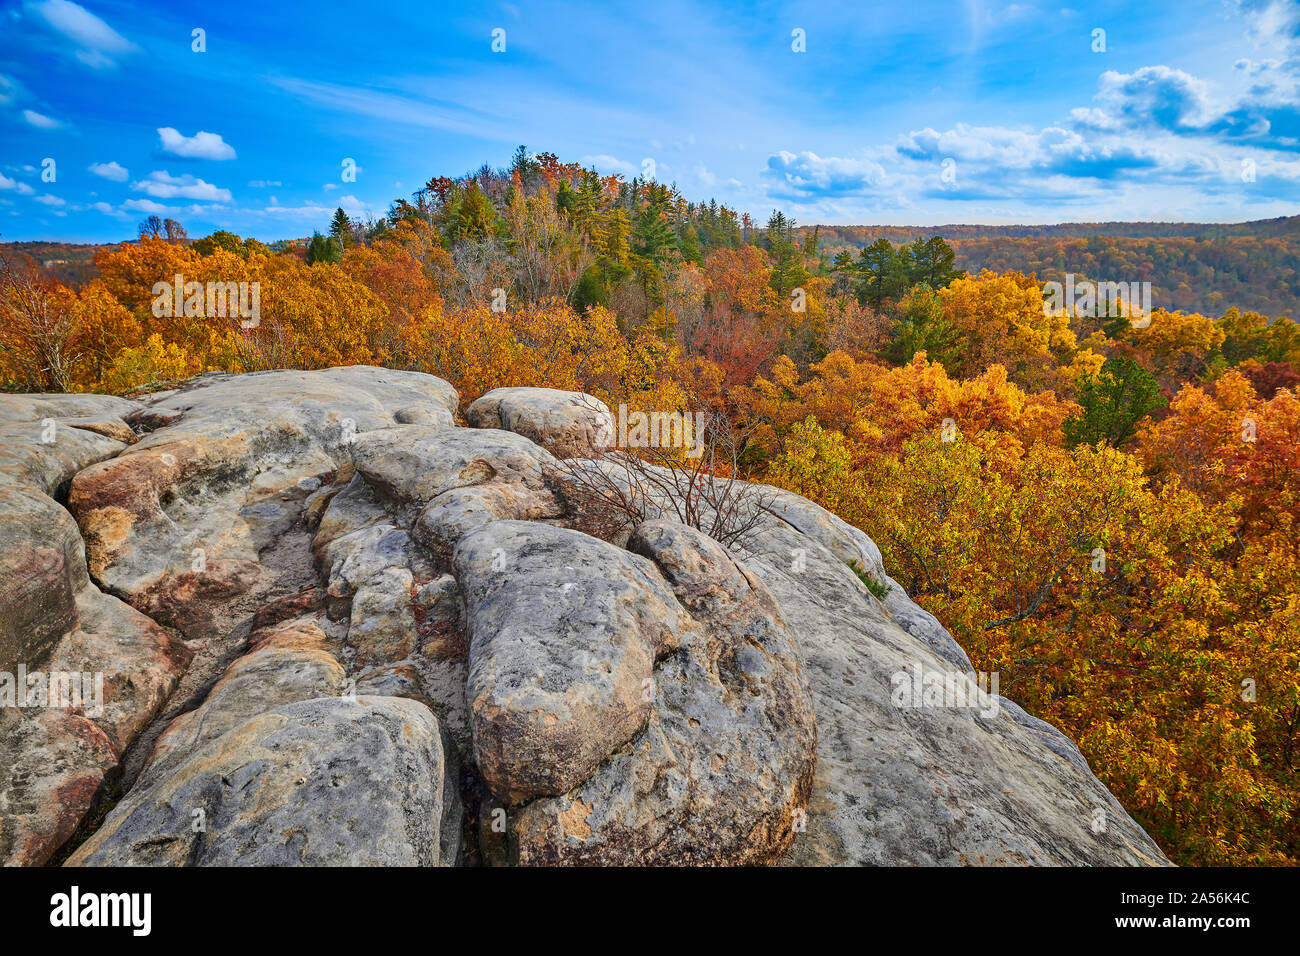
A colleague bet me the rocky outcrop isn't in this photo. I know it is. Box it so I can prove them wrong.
[0,394,191,867]
[455,520,700,802]
[735,502,1165,865]
[137,623,347,788]
[466,387,613,459]
[67,697,461,866]
[501,520,817,865]
[68,367,458,641]
[0,373,1170,867]
[0,708,117,867]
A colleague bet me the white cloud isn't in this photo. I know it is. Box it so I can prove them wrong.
[122,198,173,214]
[34,194,66,206]
[248,180,281,188]
[255,195,377,220]
[22,109,62,129]
[1092,66,1217,132]
[24,0,136,69]
[88,160,128,181]
[0,75,18,106]
[337,195,369,214]
[157,127,237,160]
[131,170,232,201]
[1240,0,1300,67]
[765,150,888,196]
[0,173,36,195]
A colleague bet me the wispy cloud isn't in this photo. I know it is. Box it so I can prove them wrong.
[0,173,36,195]
[131,170,232,201]
[22,0,136,69]
[22,109,63,129]
[89,160,128,181]
[268,75,507,139]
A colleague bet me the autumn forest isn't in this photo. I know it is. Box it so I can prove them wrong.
[2,148,1298,866]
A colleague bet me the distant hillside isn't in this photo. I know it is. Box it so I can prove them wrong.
[8,214,1299,318]
[805,217,1300,318]
[1,237,308,288]
[807,216,1300,244]
[2,241,105,288]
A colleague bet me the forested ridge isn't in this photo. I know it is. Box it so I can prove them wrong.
[811,221,1300,318]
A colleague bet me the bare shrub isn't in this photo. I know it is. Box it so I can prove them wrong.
[545,408,773,548]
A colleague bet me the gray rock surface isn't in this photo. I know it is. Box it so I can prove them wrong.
[67,696,461,866]
[139,636,347,788]
[0,708,117,867]
[68,367,458,640]
[504,520,818,865]
[466,386,614,459]
[352,425,554,506]
[0,395,190,866]
[454,521,696,802]
[734,511,1168,865]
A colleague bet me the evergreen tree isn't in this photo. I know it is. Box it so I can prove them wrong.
[452,182,497,241]
[906,236,963,289]
[856,238,908,309]
[330,208,353,250]
[306,231,342,265]
[1063,357,1167,448]
[883,285,961,367]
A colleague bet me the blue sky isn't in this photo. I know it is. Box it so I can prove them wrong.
[1,0,1298,241]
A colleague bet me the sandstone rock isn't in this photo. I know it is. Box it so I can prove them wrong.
[346,566,419,664]
[247,620,330,654]
[355,663,434,708]
[759,487,975,673]
[45,588,193,753]
[313,473,388,549]
[412,482,563,562]
[139,641,347,788]
[54,416,137,444]
[0,365,1170,869]
[320,524,425,611]
[0,709,118,867]
[0,482,85,674]
[0,393,141,426]
[393,404,451,426]
[454,521,696,802]
[0,400,192,867]
[67,696,461,867]
[0,419,126,498]
[415,574,460,625]
[352,425,554,506]
[249,584,324,634]
[68,367,459,640]
[466,387,614,459]
[506,520,817,865]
